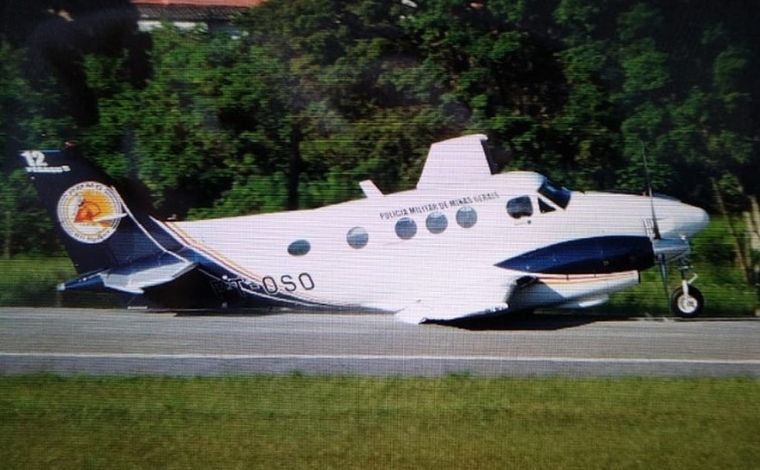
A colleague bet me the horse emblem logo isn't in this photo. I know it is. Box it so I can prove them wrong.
[56,181,125,244]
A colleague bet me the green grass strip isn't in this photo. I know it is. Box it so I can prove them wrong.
[1,375,758,469]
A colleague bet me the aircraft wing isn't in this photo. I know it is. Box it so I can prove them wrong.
[395,299,510,324]
[394,270,532,324]
[416,134,494,191]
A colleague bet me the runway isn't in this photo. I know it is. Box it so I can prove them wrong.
[2,308,759,377]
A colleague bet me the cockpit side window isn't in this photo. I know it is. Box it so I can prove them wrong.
[507,196,533,219]
[538,179,571,209]
[538,198,556,213]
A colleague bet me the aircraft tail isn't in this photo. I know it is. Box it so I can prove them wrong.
[21,147,195,294]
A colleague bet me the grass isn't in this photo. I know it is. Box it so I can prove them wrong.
[604,268,756,316]
[1,375,758,469]
[0,257,75,306]
[0,257,118,308]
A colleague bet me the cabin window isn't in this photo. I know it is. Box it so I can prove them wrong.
[346,226,369,249]
[395,217,417,240]
[538,178,571,209]
[455,206,477,228]
[507,196,533,219]
[426,211,448,234]
[287,239,311,256]
[538,198,556,213]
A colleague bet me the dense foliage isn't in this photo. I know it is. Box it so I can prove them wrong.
[0,0,758,261]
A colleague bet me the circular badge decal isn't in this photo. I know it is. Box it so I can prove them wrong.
[56,181,124,244]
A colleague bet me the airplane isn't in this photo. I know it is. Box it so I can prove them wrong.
[21,134,709,323]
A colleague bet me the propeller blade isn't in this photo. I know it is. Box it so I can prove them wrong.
[641,144,661,240]
[658,256,670,303]
[641,143,670,308]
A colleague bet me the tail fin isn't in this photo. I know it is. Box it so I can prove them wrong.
[21,147,183,275]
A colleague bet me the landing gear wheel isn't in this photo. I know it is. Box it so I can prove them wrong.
[670,286,704,318]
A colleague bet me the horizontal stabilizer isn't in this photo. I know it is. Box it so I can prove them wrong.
[60,255,196,295]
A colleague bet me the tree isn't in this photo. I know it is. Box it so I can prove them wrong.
[0,41,74,257]
[228,0,455,211]
[81,28,240,218]
[401,1,569,179]
[610,3,675,193]
[554,0,621,189]
[3,0,759,267]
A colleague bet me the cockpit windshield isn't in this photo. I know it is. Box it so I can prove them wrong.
[538,178,571,209]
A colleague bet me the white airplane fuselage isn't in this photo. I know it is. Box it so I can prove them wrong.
[164,171,708,321]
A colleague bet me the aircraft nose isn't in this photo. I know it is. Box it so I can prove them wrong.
[673,203,709,237]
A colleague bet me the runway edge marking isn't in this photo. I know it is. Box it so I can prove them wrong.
[3,352,760,366]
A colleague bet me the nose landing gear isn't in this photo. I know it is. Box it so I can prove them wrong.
[671,283,704,318]
[669,259,704,318]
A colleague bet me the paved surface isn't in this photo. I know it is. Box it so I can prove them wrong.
[1,308,759,377]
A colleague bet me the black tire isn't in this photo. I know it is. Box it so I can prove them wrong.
[670,285,704,318]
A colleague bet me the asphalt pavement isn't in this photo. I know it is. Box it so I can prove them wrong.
[1,308,759,377]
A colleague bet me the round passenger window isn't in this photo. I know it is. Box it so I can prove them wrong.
[426,211,448,234]
[395,217,417,240]
[287,239,311,256]
[346,226,369,249]
[455,206,477,228]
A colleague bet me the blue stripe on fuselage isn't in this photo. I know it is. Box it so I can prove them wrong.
[495,236,655,275]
